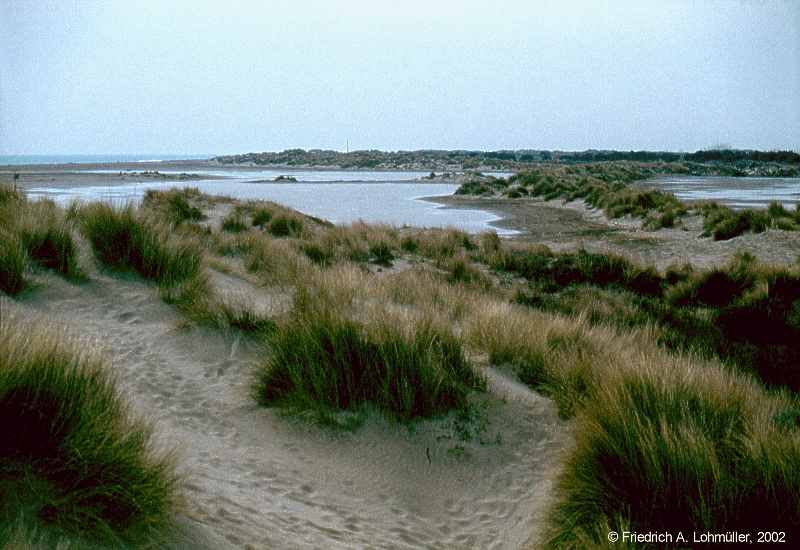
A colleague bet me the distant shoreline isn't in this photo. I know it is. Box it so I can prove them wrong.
[0,159,510,176]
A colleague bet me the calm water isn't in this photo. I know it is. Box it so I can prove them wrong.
[81,168,439,182]
[82,168,513,182]
[644,176,800,210]
[27,179,515,235]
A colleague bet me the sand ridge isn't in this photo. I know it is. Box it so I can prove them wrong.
[15,271,568,549]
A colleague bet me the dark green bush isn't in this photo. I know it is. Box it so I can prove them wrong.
[400,236,419,253]
[300,242,333,266]
[166,194,203,224]
[668,253,758,308]
[715,271,800,391]
[18,220,82,280]
[369,241,395,267]
[268,215,303,237]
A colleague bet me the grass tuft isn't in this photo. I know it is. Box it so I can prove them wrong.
[0,308,176,542]
[546,366,800,548]
[267,215,304,237]
[251,208,273,228]
[221,211,248,233]
[254,289,485,421]
[78,203,202,287]
[0,231,27,295]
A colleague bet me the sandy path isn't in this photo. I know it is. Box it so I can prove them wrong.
[15,273,568,549]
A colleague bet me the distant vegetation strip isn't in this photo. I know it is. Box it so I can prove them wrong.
[214,148,799,175]
[455,162,800,239]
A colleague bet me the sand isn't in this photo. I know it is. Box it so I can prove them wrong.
[10,267,568,549]
[429,195,800,270]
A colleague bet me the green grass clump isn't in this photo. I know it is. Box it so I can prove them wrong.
[16,212,83,281]
[492,246,663,297]
[255,296,485,421]
[0,185,23,205]
[369,241,395,267]
[251,208,273,228]
[715,270,800,391]
[166,194,203,224]
[220,211,248,233]
[1,194,83,286]
[300,242,333,266]
[701,201,799,240]
[0,231,27,295]
[546,369,800,548]
[447,257,489,287]
[78,203,202,287]
[142,189,204,225]
[667,252,759,307]
[267,215,304,237]
[0,310,176,543]
[400,235,419,253]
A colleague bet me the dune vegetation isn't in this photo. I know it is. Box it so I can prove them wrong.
[255,285,485,421]
[0,187,83,294]
[2,183,799,547]
[0,306,177,546]
[456,162,800,238]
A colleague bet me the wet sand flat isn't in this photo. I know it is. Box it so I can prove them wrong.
[428,195,800,270]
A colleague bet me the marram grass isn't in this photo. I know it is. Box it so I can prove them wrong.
[0,307,177,544]
[255,289,485,421]
[78,203,201,287]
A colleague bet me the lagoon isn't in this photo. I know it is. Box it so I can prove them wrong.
[643,176,800,210]
[27,179,515,235]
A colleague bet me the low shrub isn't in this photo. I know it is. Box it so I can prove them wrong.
[0,186,23,207]
[400,235,419,253]
[168,193,203,223]
[447,258,489,288]
[0,310,176,541]
[1,197,83,284]
[494,247,663,297]
[715,270,800,391]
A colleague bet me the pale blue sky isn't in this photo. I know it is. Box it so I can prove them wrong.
[1,0,798,155]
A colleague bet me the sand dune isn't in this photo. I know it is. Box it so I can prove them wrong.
[13,271,568,549]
